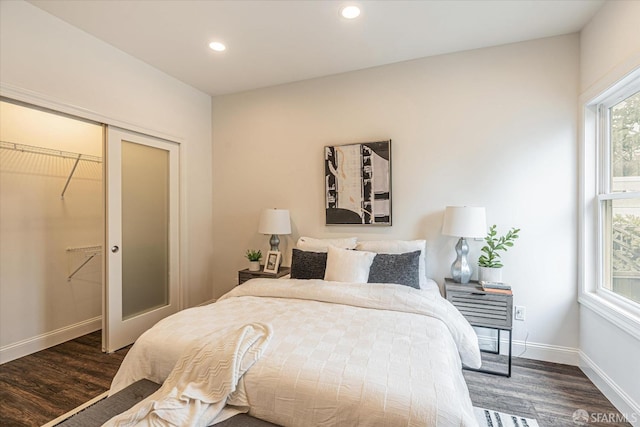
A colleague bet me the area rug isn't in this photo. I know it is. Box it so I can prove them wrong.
[42,379,276,427]
[474,406,540,427]
[48,390,540,427]
[42,391,109,427]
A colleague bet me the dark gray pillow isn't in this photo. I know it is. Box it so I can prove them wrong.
[290,249,327,279]
[368,250,421,289]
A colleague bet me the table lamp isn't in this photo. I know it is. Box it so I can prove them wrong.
[442,206,486,284]
[258,208,291,252]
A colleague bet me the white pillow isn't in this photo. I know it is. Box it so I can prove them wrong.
[355,240,427,288]
[296,236,358,253]
[324,246,376,283]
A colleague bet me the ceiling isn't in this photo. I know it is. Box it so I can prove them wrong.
[29,0,604,97]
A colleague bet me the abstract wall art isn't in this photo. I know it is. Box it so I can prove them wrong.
[325,140,391,225]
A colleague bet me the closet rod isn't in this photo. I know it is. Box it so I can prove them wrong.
[0,141,102,163]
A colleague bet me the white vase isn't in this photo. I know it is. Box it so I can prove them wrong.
[249,260,261,272]
[478,266,503,283]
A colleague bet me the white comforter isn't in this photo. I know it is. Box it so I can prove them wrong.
[110,279,481,427]
[105,323,272,426]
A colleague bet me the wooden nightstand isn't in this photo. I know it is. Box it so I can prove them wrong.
[238,266,291,285]
[444,278,513,377]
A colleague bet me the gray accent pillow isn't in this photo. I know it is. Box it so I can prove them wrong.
[368,250,421,289]
[290,249,328,279]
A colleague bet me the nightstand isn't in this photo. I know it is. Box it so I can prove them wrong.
[444,278,513,377]
[238,266,291,285]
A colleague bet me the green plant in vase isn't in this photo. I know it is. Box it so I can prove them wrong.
[245,249,262,271]
[478,225,520,283]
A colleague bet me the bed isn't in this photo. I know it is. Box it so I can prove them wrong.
[107,239,481,426]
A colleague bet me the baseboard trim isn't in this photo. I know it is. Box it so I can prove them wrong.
[579,351,640,427]
[475,330,580,366]
[0,316,102,364]
[513,340,580,366]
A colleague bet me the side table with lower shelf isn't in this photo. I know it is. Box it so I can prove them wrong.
[238,266,291,285]
[444,278,513,377]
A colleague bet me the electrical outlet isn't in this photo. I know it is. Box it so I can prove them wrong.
[514,305,526,321]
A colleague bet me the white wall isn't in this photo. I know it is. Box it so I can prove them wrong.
[0,102,103,354]
[212,34,580,363]
[579,1,640,422]
[580,1,640,93]
[0,0,213,360]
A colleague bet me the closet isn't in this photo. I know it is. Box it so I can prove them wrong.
[0,100,103,362]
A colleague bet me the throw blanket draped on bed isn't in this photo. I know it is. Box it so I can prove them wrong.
[104,323,272,427]
[110,280,481,426]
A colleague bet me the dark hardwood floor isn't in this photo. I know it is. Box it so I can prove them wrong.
[0,331,129,426]
[0,332,631,427]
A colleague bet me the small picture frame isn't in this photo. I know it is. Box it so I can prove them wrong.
[263,251,282,274]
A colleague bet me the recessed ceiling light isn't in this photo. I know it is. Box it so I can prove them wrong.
[209,41,226,52]
[340,5,361,19]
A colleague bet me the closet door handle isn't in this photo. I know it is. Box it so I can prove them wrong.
[111,246,120,253]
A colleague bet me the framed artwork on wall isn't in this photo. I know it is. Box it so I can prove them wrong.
[325,140,391,225]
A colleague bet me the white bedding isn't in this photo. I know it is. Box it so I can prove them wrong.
[106,323,272,426]
[110,279,481,426]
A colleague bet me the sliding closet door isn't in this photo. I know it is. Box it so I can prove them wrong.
[104,127,179,352]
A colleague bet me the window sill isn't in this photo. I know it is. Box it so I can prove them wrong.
[579,291,640,341]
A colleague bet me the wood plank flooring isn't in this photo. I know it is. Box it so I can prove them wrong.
[463,354,632,427]
[0,332,632,426]
[0,331,128,426]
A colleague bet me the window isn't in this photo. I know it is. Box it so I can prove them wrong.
[599,88,640,305]
[581,65,640,338]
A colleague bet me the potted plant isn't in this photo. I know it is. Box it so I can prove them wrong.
[245,249,262,272]
[478,225,520,283]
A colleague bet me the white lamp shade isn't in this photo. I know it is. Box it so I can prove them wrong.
[442,206,486,238]
[258,209,291,235]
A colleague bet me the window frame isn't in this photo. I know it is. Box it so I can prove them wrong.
[580,65,640,340]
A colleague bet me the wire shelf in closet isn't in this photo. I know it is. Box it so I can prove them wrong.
[0,141,102,163]
[0,140,102,199]
[66,245,102,282]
